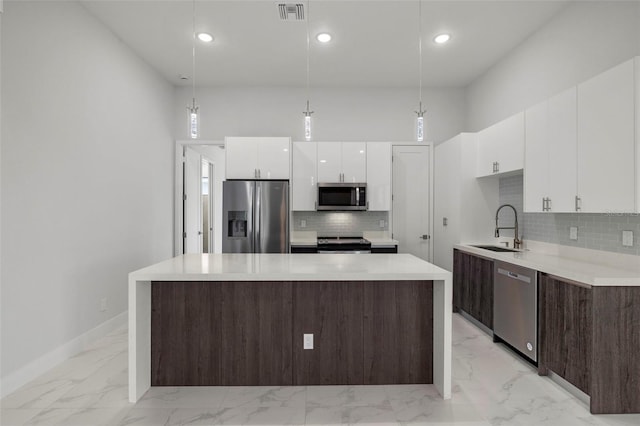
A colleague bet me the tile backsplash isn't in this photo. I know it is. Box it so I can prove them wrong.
[292,211,389,236]
[499,174,640,256]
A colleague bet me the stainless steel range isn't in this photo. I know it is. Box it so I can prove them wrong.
[316,236,372,254]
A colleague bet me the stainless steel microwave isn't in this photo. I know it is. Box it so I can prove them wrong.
[317,183,367,211]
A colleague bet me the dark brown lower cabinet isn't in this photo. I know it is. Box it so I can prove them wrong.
[538,274,591,394]
[539,274,640,414]
[453,250,493,329]
[151,280,433,387]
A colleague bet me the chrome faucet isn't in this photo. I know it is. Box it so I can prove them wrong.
[495,204,522,249]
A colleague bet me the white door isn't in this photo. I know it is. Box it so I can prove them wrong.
[225,137,259,179]
[392,145,431,261]
[184,147,202,254]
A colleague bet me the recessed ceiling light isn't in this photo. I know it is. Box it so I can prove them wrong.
[434,34,451,44]
[197,33,214,43]
[316,33,332,43]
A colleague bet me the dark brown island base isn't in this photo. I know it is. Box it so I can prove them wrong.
[129,253,452,403]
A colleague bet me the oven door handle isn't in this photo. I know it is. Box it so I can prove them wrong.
[317,250,371,254]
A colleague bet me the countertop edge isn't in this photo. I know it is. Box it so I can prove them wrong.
[454,244,640,287]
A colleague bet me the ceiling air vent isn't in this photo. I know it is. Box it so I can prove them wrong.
[278,3,305,21]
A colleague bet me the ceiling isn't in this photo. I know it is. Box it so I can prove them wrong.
[80,0,569,88]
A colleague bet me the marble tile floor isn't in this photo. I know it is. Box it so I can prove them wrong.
[2,314,640,426]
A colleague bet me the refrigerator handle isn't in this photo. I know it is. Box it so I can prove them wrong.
[255,182,261,253]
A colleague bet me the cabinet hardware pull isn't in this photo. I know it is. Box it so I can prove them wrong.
[575,195,581,212]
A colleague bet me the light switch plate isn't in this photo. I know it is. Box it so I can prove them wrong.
[300,219,306,228]
[622,230,634,247]
[379,220,385,228]
[303,334,313,350]
[569,226,578,240]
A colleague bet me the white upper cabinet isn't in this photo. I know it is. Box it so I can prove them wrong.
[292,141,317,211]
[577,58,636,213]
[366,142,391,211]
[317,142,367,183]
[524,87,577,212]
[476,112,525,178]
[225,137,291,180]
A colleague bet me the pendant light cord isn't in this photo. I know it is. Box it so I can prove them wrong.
[306,0,310,107]
[192,0,197,104]
[418,0,422,109]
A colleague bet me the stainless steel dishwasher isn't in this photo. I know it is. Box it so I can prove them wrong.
[493,261,537,363]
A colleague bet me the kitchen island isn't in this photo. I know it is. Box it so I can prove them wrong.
[128,253,452,403]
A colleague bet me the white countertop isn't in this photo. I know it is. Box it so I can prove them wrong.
[455,244,640,286]
[129,253,450,282]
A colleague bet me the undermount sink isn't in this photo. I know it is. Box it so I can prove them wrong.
[471,245,519,253]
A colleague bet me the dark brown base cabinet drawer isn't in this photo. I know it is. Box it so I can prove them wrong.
[453,249,493,329]
[538,274,640,414]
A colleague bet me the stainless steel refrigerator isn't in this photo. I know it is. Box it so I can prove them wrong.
[222,180,290,253]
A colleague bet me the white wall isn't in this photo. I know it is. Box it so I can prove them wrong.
[466,1,640,131]
[0,1,175,393]
[174,86,466,145]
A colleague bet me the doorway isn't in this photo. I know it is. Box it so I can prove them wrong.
[392,144,433,261]
[175,142,225,255]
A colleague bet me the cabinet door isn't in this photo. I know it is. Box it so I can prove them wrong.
[494,112,525,174]
[257,137,291,179]
[577,59,635,213]
[539,274,591,394]
[225,137,259,179]
[341,142,367,182]
[476,125,498,177]
[317,142,342,182]
[524,99,550,212]
[292,142,317,211]
[467,255,493,329]
[366,142,391,211]
[547,87,577,212]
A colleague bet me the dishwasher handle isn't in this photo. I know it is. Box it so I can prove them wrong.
[497,267,532,284]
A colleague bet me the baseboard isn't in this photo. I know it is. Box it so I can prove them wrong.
[0,311,127,399]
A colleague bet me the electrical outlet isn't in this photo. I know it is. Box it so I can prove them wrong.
[100,298,107,312]
[300,219,306,228]
[303,333,313,350]
[622,230,634,247]
[569,226,578,240]
[379,220,385,228]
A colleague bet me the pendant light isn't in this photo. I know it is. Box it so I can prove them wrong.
[187,0,199,139]
[414,0,426,142]
[303,0,314,141]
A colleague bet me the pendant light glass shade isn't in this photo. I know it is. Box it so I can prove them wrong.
[416,114,424,142]
[189,99,199,139]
